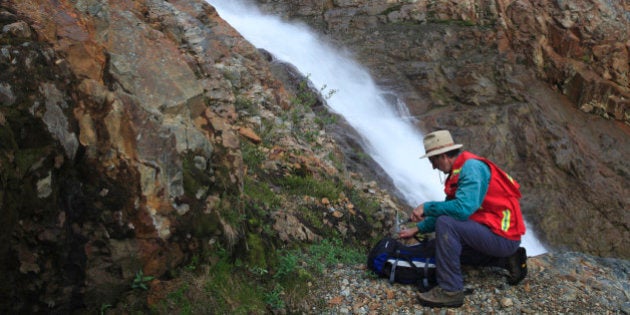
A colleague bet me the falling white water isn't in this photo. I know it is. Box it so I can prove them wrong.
[207,0,547,256]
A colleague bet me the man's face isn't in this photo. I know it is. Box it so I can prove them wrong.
[429,154,450,173]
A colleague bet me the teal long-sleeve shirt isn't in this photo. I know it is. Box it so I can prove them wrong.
[417,158,491,233]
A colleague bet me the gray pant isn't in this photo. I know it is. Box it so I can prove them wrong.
[428,215,521,292]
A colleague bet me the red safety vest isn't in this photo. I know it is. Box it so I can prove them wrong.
[444,151,525,240]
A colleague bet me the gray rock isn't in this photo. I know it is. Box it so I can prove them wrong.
[0,82,15,106]
[2,21,31,38]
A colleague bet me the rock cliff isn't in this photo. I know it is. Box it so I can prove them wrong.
[1,0,393,312]
[0,0,628,313]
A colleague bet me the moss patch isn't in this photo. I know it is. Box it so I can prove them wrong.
[274,174,342,200]
[189,211,221,237]
[245,232,267,270]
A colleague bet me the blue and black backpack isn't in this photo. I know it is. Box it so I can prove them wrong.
[367,237,437,292]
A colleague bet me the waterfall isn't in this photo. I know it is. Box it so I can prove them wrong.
[207,0,547,256]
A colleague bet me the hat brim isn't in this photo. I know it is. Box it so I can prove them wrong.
[419,144,463,159]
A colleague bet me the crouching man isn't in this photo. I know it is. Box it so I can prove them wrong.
[399,130,528,308]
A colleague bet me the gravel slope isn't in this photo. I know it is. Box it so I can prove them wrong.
[308,252,629,314]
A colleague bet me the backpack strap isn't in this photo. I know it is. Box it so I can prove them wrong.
[390,249,423,284]
[422,259,430,288]
[389,246,405,284]
[388,257,398,284]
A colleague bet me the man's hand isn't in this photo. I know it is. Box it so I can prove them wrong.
[410,204,425,222]
[398,226,419,239]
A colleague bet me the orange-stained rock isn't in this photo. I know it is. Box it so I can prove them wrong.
[9,0,106,80]
[328,296,344,305]
[239,126,262,144]
[386,289,395,299]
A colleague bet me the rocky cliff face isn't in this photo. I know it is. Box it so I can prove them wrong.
[1,0,401,312]
[254,0,630,257]
[0,0,628,313]
[257,0,629,122]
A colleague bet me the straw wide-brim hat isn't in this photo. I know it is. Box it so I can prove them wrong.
[419,130,463,158]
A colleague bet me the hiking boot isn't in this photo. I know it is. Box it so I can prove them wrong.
[507,247,527,285]
[416,286,464,308]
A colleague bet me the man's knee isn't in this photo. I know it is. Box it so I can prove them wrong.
[435,215,457,232]
[435,216,460,243]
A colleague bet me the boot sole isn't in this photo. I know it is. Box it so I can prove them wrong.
[416,296,464,308]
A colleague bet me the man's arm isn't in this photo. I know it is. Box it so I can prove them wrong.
[417,159,490,233]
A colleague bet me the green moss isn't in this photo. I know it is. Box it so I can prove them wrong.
[274,175,341,200]
[243,177,280,210]
[346,189,380,215]
[297,205,325,232]
[163,284,192,314]
[210,160,242,197]
[241,142,266,174]
[190,211,220,237]
[217,193,245,227]
[307,238,365,267]
[314,113,339,128]
[204,255,268,314]
[150,235,370,314]
[246,233,267,270]
[182,152,212,199]
[291,77,319,109]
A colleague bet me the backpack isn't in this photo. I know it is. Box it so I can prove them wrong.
[367,237,437,292]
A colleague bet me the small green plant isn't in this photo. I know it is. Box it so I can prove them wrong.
[346,189,381,215]
[274,251,299,280]
[185,255,200,271]
[166,284,192,315]
[298,205,325,231]
[364,269,380,279]
[204,250,269,314]
[355,151,370,161]
[241,141,267,173]
[243,177,281,210]
[234,96,258,115]
[321,84,338,100]
[249,265,269,276]
[289,75,337,120]
[275,175,341,200]
[131,270,155,290]
[274,238,365,279]
[217,191,246,226]
[302,130,319,143]
[264,285,285,310]
[307,238,364,270]
[292,76,317,109]
[258,119,278,145]
[300,82,336,110]
[314,113,338,127]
